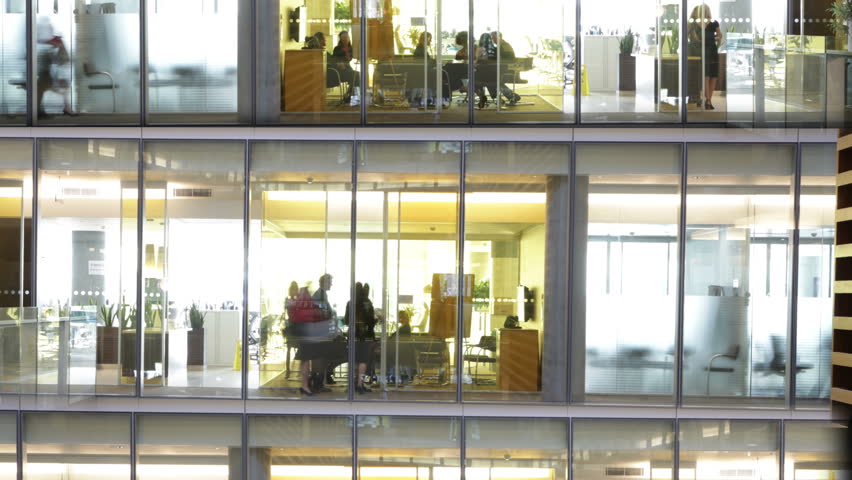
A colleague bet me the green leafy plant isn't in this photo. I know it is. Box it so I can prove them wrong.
[98,302,117,328]
[473,279,490,311]
[619,28,635,55]
[829,0,852,33]
[143,298,160,329]
[188,302,206,330]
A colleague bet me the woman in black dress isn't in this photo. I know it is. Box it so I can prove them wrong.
[689,4,722,110]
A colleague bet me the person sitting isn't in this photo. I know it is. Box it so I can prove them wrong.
[475,31,522,108]
[331,31,360,103]
[303,32,350,98]
[413,31,434,61]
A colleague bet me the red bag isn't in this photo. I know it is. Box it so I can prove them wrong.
[288,288,324,323]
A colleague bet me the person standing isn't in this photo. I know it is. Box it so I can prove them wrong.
[689,4,722,110]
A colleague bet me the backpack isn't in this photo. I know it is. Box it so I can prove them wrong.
[288,288,324,323]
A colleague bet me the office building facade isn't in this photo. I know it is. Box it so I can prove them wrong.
[0,0,851,479]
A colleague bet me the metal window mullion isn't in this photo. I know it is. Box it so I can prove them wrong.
[673,417,680,480]
[675,143,688,406]
[26,0,33,126]
[16,411,22,480]
[679,1,687,124]
[241,412,248,480]
[456,142,466,404]
[136,140,144,398]
[359,0,367,126]
[129,411,137,480]
[467,0,474,124]
[250,0,257,126]
[30,139,37,308]
[241,140,249,403]
[351,414,358,480]
[567,417,574,480]
[460,415,466,480]
[778,419,785,480]
[349,142,358,400]
[566,142,576,402]
[786,143,802,410]
[574,0,581,123]
[140,0,148,125]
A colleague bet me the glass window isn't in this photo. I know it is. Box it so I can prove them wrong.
[462,142,570,403]
[248,141,352,400]
[683,144,794,406]
[0,413,15,480]
[248,415,352,479]
[37,139,138,396]
[679,420,779,480]
[146,1,246,124]
[356,415,460,479]
[572,143,680,404]
[472,0,575,124]
[137,414,241,479]
[797,144,836,408]
[466,417,568,479]
[784,421,851,480]
[579,0,679,122]
[0,140,34,396]
[142,141,244,397]
[34,0,140,124]
[265,0,360,124]
[23,412,130,480]
[355,142,461,401]
[364,0,470,124]
[573,419,674,480]
[0,3,27,124]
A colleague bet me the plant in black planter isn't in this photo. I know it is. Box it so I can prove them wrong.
[187,302,206,367]
[829,0,852,51]
[618,28,636,91]
[97,302,119,364]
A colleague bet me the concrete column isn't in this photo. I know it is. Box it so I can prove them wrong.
[248,447,272,480]
[543,175,571,402]
[569,175,587,403]
[237,0,256,123]
[255,0,281,122]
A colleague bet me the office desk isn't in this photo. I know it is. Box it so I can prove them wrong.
[497,328,540,392]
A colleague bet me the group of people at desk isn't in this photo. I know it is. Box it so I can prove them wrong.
[303,29,525,109]
[285,274,446,396]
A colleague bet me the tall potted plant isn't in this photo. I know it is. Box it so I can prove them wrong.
[829,0,852,51]
[187,302,206,367]
[618,28,636,91]
[96,302,118,364]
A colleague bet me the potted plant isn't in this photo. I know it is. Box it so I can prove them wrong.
[96,302,118,364]
[829,0,852,51]
[618,28,636,91]
[187,302,206,367]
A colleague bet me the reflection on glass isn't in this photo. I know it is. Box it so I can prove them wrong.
[137,414,240,480]
[462,143,570,402]
[273,0,360,124]
[0,3,26,123]
[680,420,779,480]
[472,0,575,123]
[573,144,680,403]
[146,0,242,123]
[574,419,674,480]
[248,142,352,400]
[784,421,851,480]
[357,415,460,479]
[683,144,794,406]
[248,415,352,480]
[24,412,130,480]
[35,0,140,124]
[365,0,470,123]
[796,144,836,408]
[37,139,138,396]
[0,413,14,480]
[580,0,679,122]
[142,141,244,397]
[356,142,460,401]
[466,417,568,479]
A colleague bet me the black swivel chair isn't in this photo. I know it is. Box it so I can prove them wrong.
[463,335,497,384]
[752,335,813,376]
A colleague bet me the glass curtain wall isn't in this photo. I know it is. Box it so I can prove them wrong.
[0,140,34,395]
[248,415,353,479]
[579,0,680,122]
[683,144,794,407]
[34,0,140,124]
[357,415,460,479]
[0,1,27,124]
[142,141,244,397]
[248,141,352,400]
[573,143,680,403]
[796,143,836,408]
[146,0,246,124]
[784,422,852,480]
[23,412,130,480]
[364,0,470,123]
[472,0,575,123]
[462,142,570,403]
[573,419,675,480]
[679,420,780,480]
[465,417,568,479]
[355,141,461,401]
[136,414,241,480]
[0,413,14,480]
[36,139,138,397]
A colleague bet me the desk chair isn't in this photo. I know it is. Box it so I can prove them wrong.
[83,62,119,113]
[705,344,740,395]
[326,66,347,105]
[752,335,813,376]
[415,337,449,385]
[463,335,497,384]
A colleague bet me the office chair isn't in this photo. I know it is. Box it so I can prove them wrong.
[83,62,119,113]
[752,335,813,376]
[705,343,740,395]
[463,335,497,384]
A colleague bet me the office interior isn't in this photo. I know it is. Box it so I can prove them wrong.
[0,0,847,126]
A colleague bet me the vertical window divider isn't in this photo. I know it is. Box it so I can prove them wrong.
[460,415,467,480]
[675,143,688,407]
[241,411,248,480]
[15,411,22,480]
[673,417,680,480]
[25,0,33,126]
[467,2,474,124]
[140,0,148,125]
[250,0,257,126]
[679,3,687,124]
[351,414,358,480]
[136,139,145,398]
[241,140,250,402]
[359,1,367,126]
[786,142,803,410]
[778,419,785,480]
[456,142,467,404]
[566,141,577,402]
[30,139,37,308]
[574,0,581,123]
[349,142,358,400]
[129,411,137,480]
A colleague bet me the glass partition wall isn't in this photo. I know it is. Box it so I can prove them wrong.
[466,417,568,480]
[36,139,138,396]
[574,419,675,480]
[357,415,461,479]
[0,3,27,124]
[784,421,851,480]
[679,420,780,480]
[142,141,244,397]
